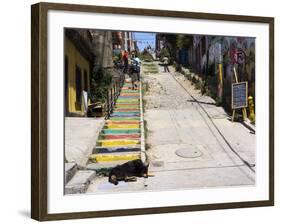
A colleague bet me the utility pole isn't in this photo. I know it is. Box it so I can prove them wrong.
[124,32,128,51]
[204,37,210,86]
[217,41,223,105]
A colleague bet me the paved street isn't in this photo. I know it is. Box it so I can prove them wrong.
[86,63,255,194]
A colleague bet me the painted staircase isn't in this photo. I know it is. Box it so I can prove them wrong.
[87,79,143,173]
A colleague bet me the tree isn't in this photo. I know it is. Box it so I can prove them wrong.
[160,47,170,60]
[90,66,112,103]
[176,35,192,49]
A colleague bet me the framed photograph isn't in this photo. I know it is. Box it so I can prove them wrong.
[31,2,274,221]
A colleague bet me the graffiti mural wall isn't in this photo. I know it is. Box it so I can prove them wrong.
[192,36,255,110]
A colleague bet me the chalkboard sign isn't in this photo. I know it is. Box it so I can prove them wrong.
[232,81,248,109]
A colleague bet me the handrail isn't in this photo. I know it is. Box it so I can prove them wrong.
[105,68,125,119]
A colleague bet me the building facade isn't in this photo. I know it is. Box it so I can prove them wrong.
[64,29,138,117]
[64,29,94,116]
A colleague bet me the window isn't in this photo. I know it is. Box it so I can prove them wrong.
[75,66,82,104]
[84,70,88,92]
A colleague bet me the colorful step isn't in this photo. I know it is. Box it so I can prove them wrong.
[122,91,139,93]
[112,111,140,115]
[115,103,139,106]
[100,134,140,140]
[101,129,140,134]
[89,153,140,162]
[117,97,138,100]
[111,114,140,118]
[106,120,140,124]
[97,139,140,147]
[119,95,138,97]
[109,117,140,121]
[116,100,139,103]
[121,87,137,89]
[115,107,139,109]
[105,124,140,129]
[120,94,139,96]
[95,145,141,153]
[114,109,140,112]
[89,79,142,164]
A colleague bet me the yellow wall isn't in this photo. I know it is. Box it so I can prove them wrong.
[65,37,91,115]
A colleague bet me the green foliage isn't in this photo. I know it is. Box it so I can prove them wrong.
[191,76,198,84]
[200,80,207,95]
[113,53,122,64]
[90,66,112,103]
[142,63,158,74]
[185,72,192,80]
[160,48,170,60]
[223,53,231,65]
[139,50,154,62]
[215,96,223,106]
[174,62,182,72]
[176,35,192,49]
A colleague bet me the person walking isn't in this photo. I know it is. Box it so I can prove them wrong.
[163,56,170,72]
[128,55,139,90]
[132,55,141,81]
[122,50,129,74]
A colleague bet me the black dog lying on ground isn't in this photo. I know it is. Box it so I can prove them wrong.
[108,159,149,185]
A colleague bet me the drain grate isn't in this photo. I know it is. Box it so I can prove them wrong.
[175,147,203,158]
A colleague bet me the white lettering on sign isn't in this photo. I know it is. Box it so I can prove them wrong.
[232,82,248,109]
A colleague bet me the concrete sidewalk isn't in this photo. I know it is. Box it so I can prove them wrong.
[65,117,105,167]
[171,69,255,166]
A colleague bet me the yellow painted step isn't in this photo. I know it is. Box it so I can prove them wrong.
[98,139,140,147]
[105,124,140,129]
[89,153,140,162]
[106,120,140,124]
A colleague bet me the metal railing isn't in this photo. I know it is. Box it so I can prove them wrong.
[105,68,125,119]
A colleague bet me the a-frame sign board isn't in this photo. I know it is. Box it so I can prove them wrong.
[231,67,248,122]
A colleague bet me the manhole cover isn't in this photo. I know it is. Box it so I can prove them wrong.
[175,148,203,158]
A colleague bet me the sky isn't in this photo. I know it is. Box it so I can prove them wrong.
[132,32,156,52]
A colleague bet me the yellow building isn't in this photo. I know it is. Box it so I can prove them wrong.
[64,30,94,116]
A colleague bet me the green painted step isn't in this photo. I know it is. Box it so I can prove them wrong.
[121,90,139,92]
[101,129,140,134]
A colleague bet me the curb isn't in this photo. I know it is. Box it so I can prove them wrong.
[65,162,78,184]
[139,79,146,163]
[65,170,96,194]
[242,119,256,133]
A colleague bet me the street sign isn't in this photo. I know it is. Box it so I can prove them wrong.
[232,81,248,109]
